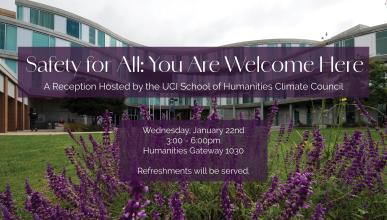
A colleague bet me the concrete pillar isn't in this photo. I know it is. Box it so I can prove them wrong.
[232,97,236,119]
[24,104,29,130]
[17,101,23,130]
[8,84,17,131]
[260,102,264,119]
[0,76,8,133]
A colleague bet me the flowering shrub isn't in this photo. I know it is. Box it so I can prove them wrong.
[0,100,386,219]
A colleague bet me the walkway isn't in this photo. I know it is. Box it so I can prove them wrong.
[0,130,103,136]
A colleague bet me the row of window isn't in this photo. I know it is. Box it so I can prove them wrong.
[16,5,127,47]
[333,29,387,55]
[126,97,261,106]
[0,24,133,53]
[334,38,355,47]
[251,43,308,47]
[376,30,387,55]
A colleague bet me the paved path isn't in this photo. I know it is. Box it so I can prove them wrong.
[0,130,104,136]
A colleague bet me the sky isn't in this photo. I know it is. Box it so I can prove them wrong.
[0,0,386,46]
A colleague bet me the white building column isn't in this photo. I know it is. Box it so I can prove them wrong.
[289,104,293,123]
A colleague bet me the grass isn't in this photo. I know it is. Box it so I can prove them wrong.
[0,127,383,219]
[0,135,76,216]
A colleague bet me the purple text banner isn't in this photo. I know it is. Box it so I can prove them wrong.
[18,47,369,98]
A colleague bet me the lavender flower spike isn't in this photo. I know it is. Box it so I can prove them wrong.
[169,193,185,220]
[221,181,233,220]
[311,203,326,220]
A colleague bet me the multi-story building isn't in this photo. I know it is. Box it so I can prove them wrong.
[0,0,142,132]
[0,0,386,132]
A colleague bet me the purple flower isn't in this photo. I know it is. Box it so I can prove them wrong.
[154,193,165,208]
[121,199,149,219]
[345,141,367,193]
[46,164,78,206]
[25,180,33,196]
[323,133,349,176]
[221,181,233,220]
[169,193,185,220]
[354,99,385,146]
[234,181,250,207]
[1,205,12,220]
[140,105,152,120]
[0,184,17,218]
[25,190,73,219]
[102,110,112,147]
[121,181,149,219]
[191,100,203,120]
[311,203,326,220]
[252,176,280,219]
[151,211,161,220]
[307,129,325,172]
[207,97,221,120]
[278,172,313,220]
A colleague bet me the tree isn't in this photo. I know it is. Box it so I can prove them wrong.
[62,98,127,124]
[365,61,387,125]
[367,61,387,108]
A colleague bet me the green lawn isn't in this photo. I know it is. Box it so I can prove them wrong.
[0,135,79,216]
[0,128,383,218]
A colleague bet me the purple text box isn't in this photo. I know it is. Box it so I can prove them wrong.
[119,120,267,182]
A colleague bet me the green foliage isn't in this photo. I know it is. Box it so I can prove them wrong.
[368,61,387,107]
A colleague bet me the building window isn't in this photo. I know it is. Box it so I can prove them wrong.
[242,96,252,104]
[70,42,82,47]
[344,38,354,47]
[376,30,387,55]
[89,27,95,44]
[49,36,55,47]
[5,25,17,52]
[39,11,54,29]
[110,37,117,47]
[17,5,23,20]
[0,23,5,49]
[29,8,54,29]
[67,18,80,38]
[5,59,17,76]
[30,8,39,25]
[98,30,105,47]
[32,32,49,47]
[0,23,17,52]
[334,38,354,47]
